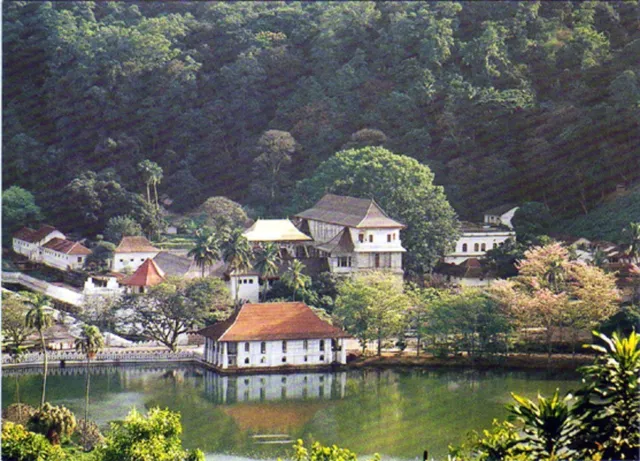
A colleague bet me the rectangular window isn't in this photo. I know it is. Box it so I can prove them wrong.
[369,235,373,243]
[319,340,325,351]
[358,234,364,243]
[338,256,352,267]
[282,340,287,353]
[245,342,250,352]
[303,340,308,350]
[387,234,391,242]
[261,342,266,354]
[77,257,82,263]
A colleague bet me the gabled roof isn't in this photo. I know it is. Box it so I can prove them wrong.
[315,227,355,254]
[198,302,350,341]
[295,194,405,229]
[14,225,59,243]
[13,227,36,241]
[121,258,166,287]
[42,237,91,255]
[115,236,159,253]
[483,203,518,216]
[243,219,313,242]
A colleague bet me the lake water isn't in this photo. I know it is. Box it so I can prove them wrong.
[1,364,579,460]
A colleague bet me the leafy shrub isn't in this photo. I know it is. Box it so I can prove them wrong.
[3,403,37,426]
[96,407,204,461]
[75,418,105,451]
[289,439,378,461]
[27,403,77,445]
[1,421,65,461]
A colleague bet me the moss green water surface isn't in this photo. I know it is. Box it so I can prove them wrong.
[2,365,578,460]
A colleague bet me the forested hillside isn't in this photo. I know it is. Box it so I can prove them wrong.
[3,2,640,227]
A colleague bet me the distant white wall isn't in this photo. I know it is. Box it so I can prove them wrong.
[112,251,159,272]
[227,275,260,303]
[444,231,514,264]
[41,249,86,271]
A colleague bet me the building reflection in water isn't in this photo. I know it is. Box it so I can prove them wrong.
[204,370,347,404]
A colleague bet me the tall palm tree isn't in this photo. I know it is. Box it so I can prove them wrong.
[23,292,53,406]
[281,260,310,302]
[222,229,253,303]
[188,229,221,277]
[254,243,281,301]
[137,160,163,209]
[75,325,104,448]
[149,162,163,210]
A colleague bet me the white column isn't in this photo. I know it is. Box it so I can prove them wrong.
[222,342,228,369]
[339,339,346,364]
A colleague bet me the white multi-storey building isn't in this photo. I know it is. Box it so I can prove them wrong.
[200,302,350,370]
[444,222,515,265]
[13,225,66,261]
[294,194,406,274]
[40,238,91,270]
[112,236,160,273]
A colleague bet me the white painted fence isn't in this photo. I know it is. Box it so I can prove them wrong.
[2,349,201,365]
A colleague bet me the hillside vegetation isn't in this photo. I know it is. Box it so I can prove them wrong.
[3,2,639,227]
[552,184,640,243]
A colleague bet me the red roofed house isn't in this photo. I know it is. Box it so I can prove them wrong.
[199,302,350,370]
[41,237,92,270]
[13,225,65,261]
[113,236,160,273]
[120,258,166,294]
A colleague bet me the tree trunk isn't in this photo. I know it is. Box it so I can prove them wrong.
[377,331,382,357]
[201,264,205,278]
[153,182,159,209]
[146,183,151,206]
[39,331,47,407]
[546,328,553,362]
[84,356,90,448]
[416,335,421,357]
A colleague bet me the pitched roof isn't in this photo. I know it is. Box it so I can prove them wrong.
[121,258,166,287]
[198,302,350,341]
[153,251,225,278]
[42,237,91,255]
[13,227,36,241]
[315,227,355,254]
[14,225,59,243]
[483,203,519,216]
[243,219,313,242]
[115,236,159,253]
[295,194,405,229]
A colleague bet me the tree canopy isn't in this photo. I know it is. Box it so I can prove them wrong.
[294,146,459,272]
[4,2,638,235]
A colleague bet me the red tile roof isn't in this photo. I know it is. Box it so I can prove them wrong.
[121,259,166,287]
[13,225,59,243]
[13,227,36,241]
[115,236,159,253]
[198,302,350,341]
[42,237,91,255]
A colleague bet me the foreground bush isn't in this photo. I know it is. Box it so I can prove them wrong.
[96,407,204,461]
[449,331,640,461]
[1,421,66,461]
[289,439,379,461]
[3,403,37,426]
[27,403,77,446]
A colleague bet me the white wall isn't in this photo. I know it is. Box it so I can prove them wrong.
[444,231,514,264]
[41,249,86,271]
[112,251,159,272]
[227,275,260,303]
[500,208,518,229]
[13,239,37,259]
[205,338,346,369]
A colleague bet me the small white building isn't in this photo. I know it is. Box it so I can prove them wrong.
[199,302,350,370]
[483,204,519,229]
[13,225,66,261]
[294,194,406,275]
[444,222,514,265]
[41,238,91,270]
[112,236,160,273]
[227,271,261,303]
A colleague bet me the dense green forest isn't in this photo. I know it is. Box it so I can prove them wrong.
[3,1,640,230]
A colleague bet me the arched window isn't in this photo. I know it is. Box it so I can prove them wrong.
[474,243,480,252]
[462,243,468,252]
[320,355,325,361]
[260,357,266,364]
[481,243,486,251]
[244,358,250,364]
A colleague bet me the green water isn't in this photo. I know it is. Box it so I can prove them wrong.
[2,364,578,460]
